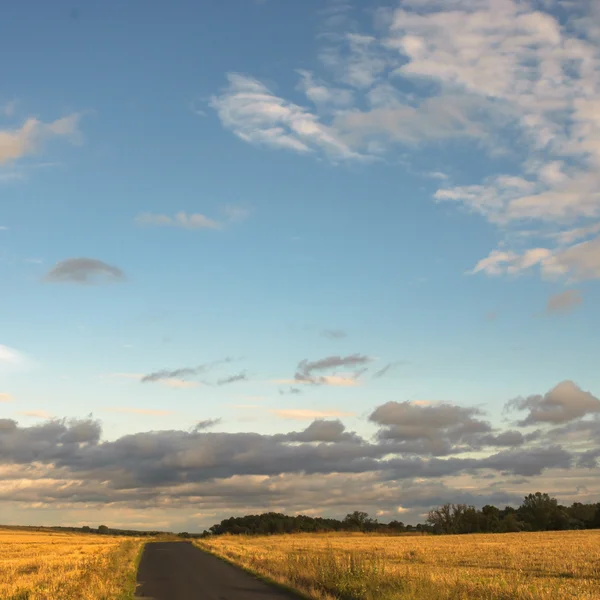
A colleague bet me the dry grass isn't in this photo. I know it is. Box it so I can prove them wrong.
[196,530,600,600]
[0,528,145,600]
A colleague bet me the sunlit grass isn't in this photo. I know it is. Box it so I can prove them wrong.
[0,528,145,600]
[196,530,600,599]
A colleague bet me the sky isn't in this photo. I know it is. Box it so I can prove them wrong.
[1,0,599,532]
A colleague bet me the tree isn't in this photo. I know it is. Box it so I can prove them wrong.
[427,503,455,534]
[98,525,109,535]
[481,505,501,533]
[343,511,375,531]
[518,493,563,531]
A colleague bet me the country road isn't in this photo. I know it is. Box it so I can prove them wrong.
[135,541,300,600]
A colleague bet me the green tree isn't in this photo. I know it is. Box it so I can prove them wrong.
[343,511,375,531]
[518,493,562,531]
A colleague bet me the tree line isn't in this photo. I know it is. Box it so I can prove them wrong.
[200,493,600,537]
[426,493,600,534]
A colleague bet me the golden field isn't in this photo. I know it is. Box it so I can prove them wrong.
[0,528,144,600]
[196,530,600,600]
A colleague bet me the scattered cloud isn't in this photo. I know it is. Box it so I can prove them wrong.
[217,372,248,386]
[471,237,600,282]
[0,113,82,166]
[506,381,600,426]
[370,400,492,455]
[279,387,303,396]
[141,358,234,384]
[295,353,371,385]
[209,1,600,282]
[0,393,13,403]
[545,290,582,314]
[193,418,222,432]
[135,212,219,230]
[44,258,125,284]
[1,381,598,527]
[104,372,199,389]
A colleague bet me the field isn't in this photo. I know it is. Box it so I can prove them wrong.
[196,530,600,600]
[0,528,144,600]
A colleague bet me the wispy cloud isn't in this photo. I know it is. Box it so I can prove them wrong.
[209,0,600,281]
[135,206,250,231]
[104,372,200,389]
[295,353,371,385]
[210,73,365,161]
[17,410,53,419]
[141,358,235,384]
[216,372,248,386]
[0,393,13,403]
[45,258,125,285]
[372,361,407,379]
[193,418,222,432]
[135,212,219,230]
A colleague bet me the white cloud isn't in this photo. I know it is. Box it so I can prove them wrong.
[471,236,600,282]
[0,114,82,165]
[103,372,199,389]
[321,33,387,89]
[136,206,250,231]
[135,211,220,230]
[210,73,365,161]
[296,70,354,110]
[208,0,600,279]
[0,345,27,370]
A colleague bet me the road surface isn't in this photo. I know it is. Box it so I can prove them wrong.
[135,541,300,600]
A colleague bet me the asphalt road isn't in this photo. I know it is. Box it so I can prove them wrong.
[135,541,300,600]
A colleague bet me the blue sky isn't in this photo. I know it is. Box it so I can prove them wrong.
[1,0,599,531]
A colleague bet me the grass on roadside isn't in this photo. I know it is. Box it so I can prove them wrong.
[0,528,146,600]
[196,530,600,600]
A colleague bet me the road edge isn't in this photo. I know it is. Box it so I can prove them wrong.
[121,539,148,600]
[193,542,313,600]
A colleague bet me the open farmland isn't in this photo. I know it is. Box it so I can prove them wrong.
[196,530,600,600]
[0,528,144,600]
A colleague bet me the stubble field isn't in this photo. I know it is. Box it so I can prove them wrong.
[0,528,144,600]
[196,530,600,600]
